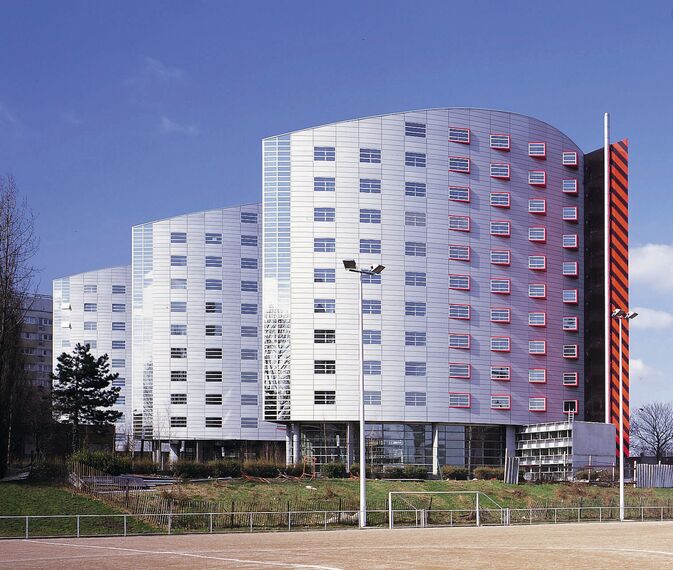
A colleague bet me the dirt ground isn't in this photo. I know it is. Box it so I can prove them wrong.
[2,521,673,569]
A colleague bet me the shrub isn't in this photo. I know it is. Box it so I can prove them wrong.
[321,462,347,478]
[171,460,215,479]
[281,463,308,477]
[29,460,67,482]
[243,460,282,478]
[442,466,469,480]
[210,460,242,478]
[473,466,504,480]
[70,450,131,475]
[403,465,428,479]
[130,458,160,475]
[382,466,406,479]
[349,463,383,479]
[575,468,613,482]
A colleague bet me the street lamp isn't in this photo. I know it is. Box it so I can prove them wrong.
[610,308,638,521]
[343,259,385,529]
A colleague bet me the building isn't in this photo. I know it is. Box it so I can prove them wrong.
[131,206,284,462]
[52,266,132,450]
[262,108,628,471]
[21,294,53,390]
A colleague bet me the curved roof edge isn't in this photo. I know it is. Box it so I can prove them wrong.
[54,264,131,282]
[263,106,583,151]
[131,201,261,229]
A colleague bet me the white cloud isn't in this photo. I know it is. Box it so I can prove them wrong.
[159,115,198,136]
[0,102,19,126]
[631,358,660,380]
[631,307,673,330]
[631,244,673,291]
[143,57,184,82]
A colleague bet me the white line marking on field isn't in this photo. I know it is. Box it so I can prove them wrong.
[24,540,344,569]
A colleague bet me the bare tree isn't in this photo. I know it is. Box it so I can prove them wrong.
[631,402,673,460]
[0,175,38,476]
[263,307,291,421]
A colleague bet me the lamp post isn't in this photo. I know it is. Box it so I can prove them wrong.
[610,308,638,521]
[343,259,385,529]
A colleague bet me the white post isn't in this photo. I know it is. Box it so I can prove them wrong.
[604,112,611,424]
[388,492,393,529]
[619,318,625,521]
[358,276,366,529]
[432,424,439,476]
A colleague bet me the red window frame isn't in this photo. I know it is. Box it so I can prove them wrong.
[490,163,511,179]
[448,127,471,144]
[528,198,547,214]
[563,372,579,387]
[563,344,579,359]
[448,244,471,261]
[490,366,511,381]
[490,307,512,323]
[491,394,512,410]
[490,336,511,353]
[449,186,471,203]
[529,340,547,355]
[528,141,547,158]
[490,250,511,266]
[490,220,511,237]
[448,304,471,320]
[562,234,579,249]
[563,207,579,222]
[490,278,511,294]
[528,397,547,412]
[528,170,547,187]
[562,179,578,194]
[562,261,579,277]
[449,274,471,291]
[489,133,511,151]
[562,151,579,167]
[448,363,471,380]
[528,312,547,327]
[563,289,579,304]
[528,227,547,243]
[528,255,547,271]
[528,368,547,384]
[490,192,511,208]
[562,316,579,331]
[448,333,471,350]
[529,283,547,299]
[448,392,471,408]
[449,156,470,173]
[563,399,579,414]
[448,215,471,232]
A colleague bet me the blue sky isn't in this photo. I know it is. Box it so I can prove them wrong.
[1,1,672,406]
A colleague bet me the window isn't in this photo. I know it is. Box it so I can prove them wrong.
[241,280,258,292]
[405,362,426,376]
[448,127,470,143]
[171,371,187,382]
[362,299,381,314]
[449,245,470,261]
[490,163,510,179]
[315,208,336,222]
[206,279,223,290]
[490,250,511,265]
[563,400,579,414]
[405,301,426,316]
[405,181,426,197]
[360,148,381,163]
[405,271,426,286]
[449,393,471,408]
[529,340,547,355]
[449,334,470,349]
[206,394,223,405]
[563,316,579,331]
[529,369,547,383]
[563,207,578,222]
[528,312,546,327]
[83,340,97,348]
[405,122,426,137]
[241,326,257,337]
[241,211,258,224]
[449,216,470,231]
[205,302,222,313]
[205,233,222,244]
[449,304,470,320]
[314,329,336,344]
[206,417,222,428]
[360,239,381,254]
[111,359,125,368]
[83,303,97,312]
[491,395,511,410]
[314,268,336,283]
[241,417,258,428]
[205,371,223,382]
[490,279,511,294]
[529,398,547,412]
[241,372,258,383]
[528,255,547,271]
[405,331,426,346]
[241,235,258,246]
[360,209,381,224]
[171,324,187,336]
[314,299,336,313]
[490,192,510,208]
[360,179,381,193]
[170,417,187,428]
[314,177,336,192]
[112,285,126,294]
[490,221,511,236]
[529,284,547,299]
[491,367,511,381]
[405,391,427,406]
[529,227,546,242]
[314,360,336,374]
[449,156,470,173]
[171,301,187,313]
[110,303,125,313]
[314,146,335,161]
[449,275,470,290]
[363,360,381,375]
[562,234,579,249]
[563,262,579,277]
[363,329,381,345]
[563,345,579,359]
[206,324,222,336]
[563,179,578,194]
[405,152,426,167]
[405,242,426,256]
[314,391,336,405]
[405,211,426,226]
[205,256,222,267]
[528,170,546,186]
[171,255,187,267]
[490,337,510,352]
[171,278,187,290]
[563,372,579,386]
[170,232,187,244]
[241,303,258,314]
[364,391,382,405]
[449,363,471,379]
[171,348,187,359]
[314,238,336,252]
[563,289,578,304]
[205,348,222,359]
[84,321,97,331]
[449,186,470,202]
[528,199,546,214]
[562,151,579,167]
[490,308,511,323]
[83,284,97,294]
[490,134,510,150]
[361,272,381,284]
[241,349,258,360]
[528,142,546,158]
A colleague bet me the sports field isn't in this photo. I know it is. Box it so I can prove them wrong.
[2,521,673,569]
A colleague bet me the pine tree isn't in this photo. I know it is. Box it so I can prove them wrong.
[52,343,122,452]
